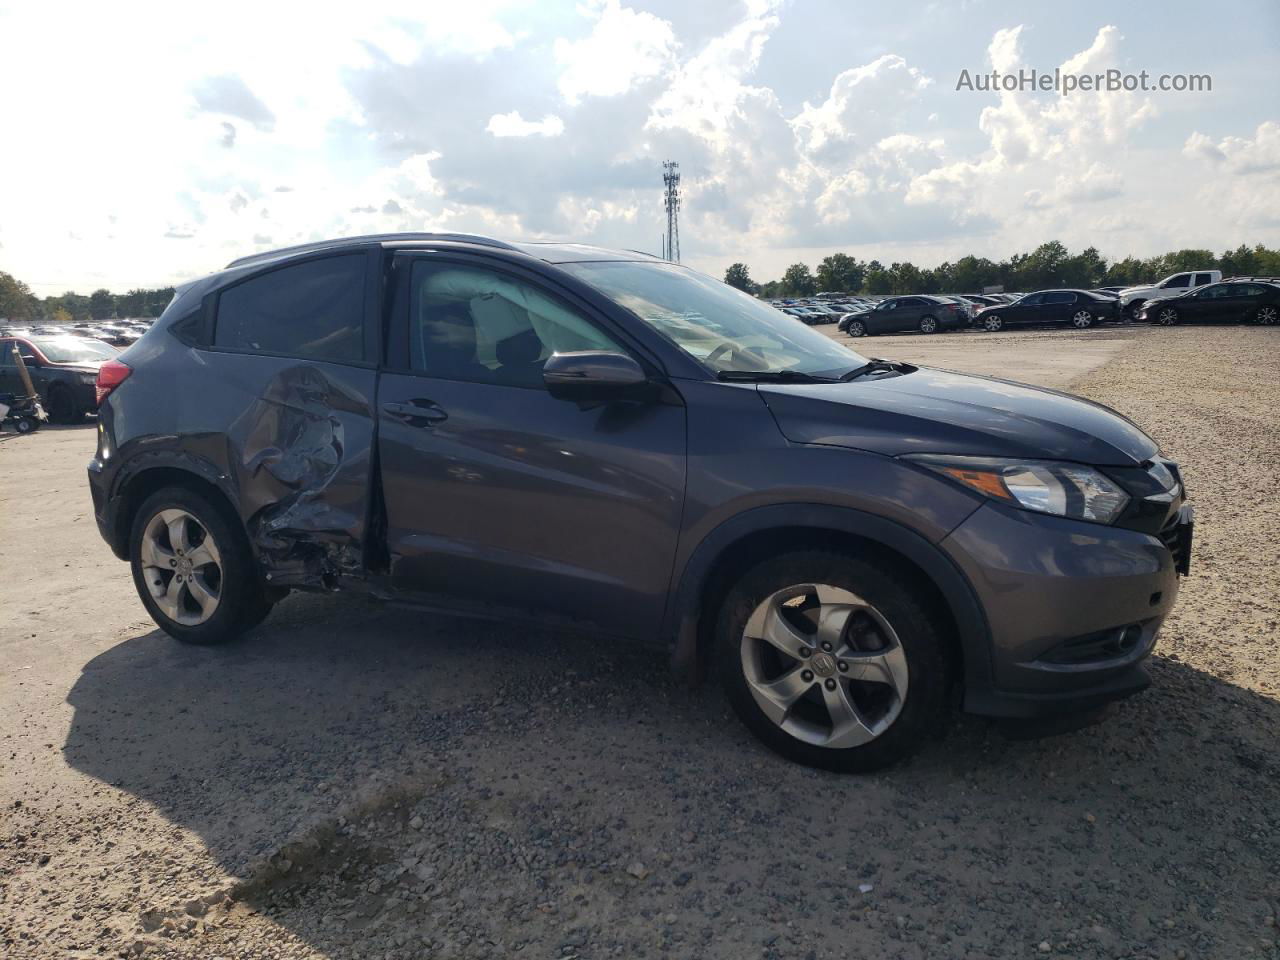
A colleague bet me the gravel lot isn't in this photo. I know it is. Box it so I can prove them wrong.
[2,326,1278,959]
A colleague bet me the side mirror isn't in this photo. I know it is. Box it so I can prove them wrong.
[543,351,648,402]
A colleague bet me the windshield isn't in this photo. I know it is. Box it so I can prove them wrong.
[31,337,118,363]
[563,260,868,377]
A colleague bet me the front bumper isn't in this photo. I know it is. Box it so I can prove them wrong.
[943,501,1186,718]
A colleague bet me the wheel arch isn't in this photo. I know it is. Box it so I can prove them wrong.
[666,504,992,697]
[105,455,241,560]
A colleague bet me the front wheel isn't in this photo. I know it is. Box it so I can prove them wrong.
[1254,305,1278,326]
[716,551,950,773]
[129,486,274,645]
[1070,310,1094,329]
[918,315,939,334]
[982,315,1003,332]
[847,319,867,337]
[1155,305,1179,326]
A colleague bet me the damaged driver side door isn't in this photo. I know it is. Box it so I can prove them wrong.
[199,249,381,587]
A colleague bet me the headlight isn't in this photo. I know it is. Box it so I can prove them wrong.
[903,454,1130,524]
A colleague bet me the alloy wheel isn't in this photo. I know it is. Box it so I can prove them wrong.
[1071,310,1093,328]
[848,321,866,337]
[140,509,223,626]
[983,315,1003,331]
[739,583,908,749]
[1257,306,1278,325]
[919,317,937,334]
[1157,307,1178,326]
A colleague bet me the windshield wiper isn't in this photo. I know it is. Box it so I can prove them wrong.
[716,369,839,383]
[839,358,903,381]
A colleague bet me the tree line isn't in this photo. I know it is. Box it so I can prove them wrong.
[0,272,176,325]
[724,242,1280,298]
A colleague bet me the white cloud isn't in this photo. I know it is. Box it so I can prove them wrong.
[485,111,566,138]
[1184,121,1280,175]
[554,0,677,105]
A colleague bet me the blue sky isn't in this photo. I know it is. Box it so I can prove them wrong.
[0,0,1276,292]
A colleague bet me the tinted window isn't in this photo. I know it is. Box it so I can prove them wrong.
[1239,284,1266,297]
[215,255,365,362]
[1200,284,1232,298]
[1194,273,1213,285]
[1045,291,1075,304]
[408,261,623,388]
[1164,274,1191,288]
[1018,293,1044,306]
[0,339,14,366]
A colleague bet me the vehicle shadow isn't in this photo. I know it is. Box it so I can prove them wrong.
[63,592,1280,956]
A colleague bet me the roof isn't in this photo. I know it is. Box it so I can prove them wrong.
[226,234,663,271]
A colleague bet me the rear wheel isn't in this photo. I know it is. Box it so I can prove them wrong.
[716,551,949,772]
[982,315,1003,332]
[1070,310,1094,329]
[129,486,273,644]
[918,316,938,334]
[1155,305,1179,326]
[45,385,81,424]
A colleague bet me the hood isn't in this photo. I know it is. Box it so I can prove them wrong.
[760,366,1157,466]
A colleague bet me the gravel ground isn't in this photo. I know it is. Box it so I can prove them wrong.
[2,326,1278,959]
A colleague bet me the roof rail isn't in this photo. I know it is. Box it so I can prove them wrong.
[226,233,517,269]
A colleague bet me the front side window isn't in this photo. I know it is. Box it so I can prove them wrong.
[215,255,365,362]
[1163,274,1191,288]
[407,261,623,388]
[563,260,868,377]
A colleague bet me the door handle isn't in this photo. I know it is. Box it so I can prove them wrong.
[382,400,448,425]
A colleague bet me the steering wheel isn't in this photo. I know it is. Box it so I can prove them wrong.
[706,342,743,367]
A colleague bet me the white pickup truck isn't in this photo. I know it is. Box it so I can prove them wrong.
[1119,270,1221,317]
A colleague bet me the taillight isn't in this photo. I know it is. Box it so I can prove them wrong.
[96,359,132,406]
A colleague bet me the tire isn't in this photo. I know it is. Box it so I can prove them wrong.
[1254,305,1278,326]
[15,417,38,434]
[1069,310,1093,329]
[129,485,274,645]
[1154,305,1179,326]
[715,550,950,773]
[1125,300,1145,321]
[981,314,1003,332]
[847,319,867,337]
[45,385,81,424]
[918,315,939,334]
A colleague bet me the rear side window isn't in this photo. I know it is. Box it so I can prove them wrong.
[215,255,366,362]
[1194,273,1213,286]
[1045,291,1075,304]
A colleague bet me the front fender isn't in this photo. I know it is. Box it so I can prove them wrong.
[663,502,993,696]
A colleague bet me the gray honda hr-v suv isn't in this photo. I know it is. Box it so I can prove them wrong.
[87,234,1193,771]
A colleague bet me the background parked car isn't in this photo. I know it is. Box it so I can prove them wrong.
[0,335,119,422]
[1118,270,1220,319]
[1136,280,1280,326]
[973,289,1119,332]
[839,295,969,336]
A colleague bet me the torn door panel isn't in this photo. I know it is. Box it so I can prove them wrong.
[226,363,377,588]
